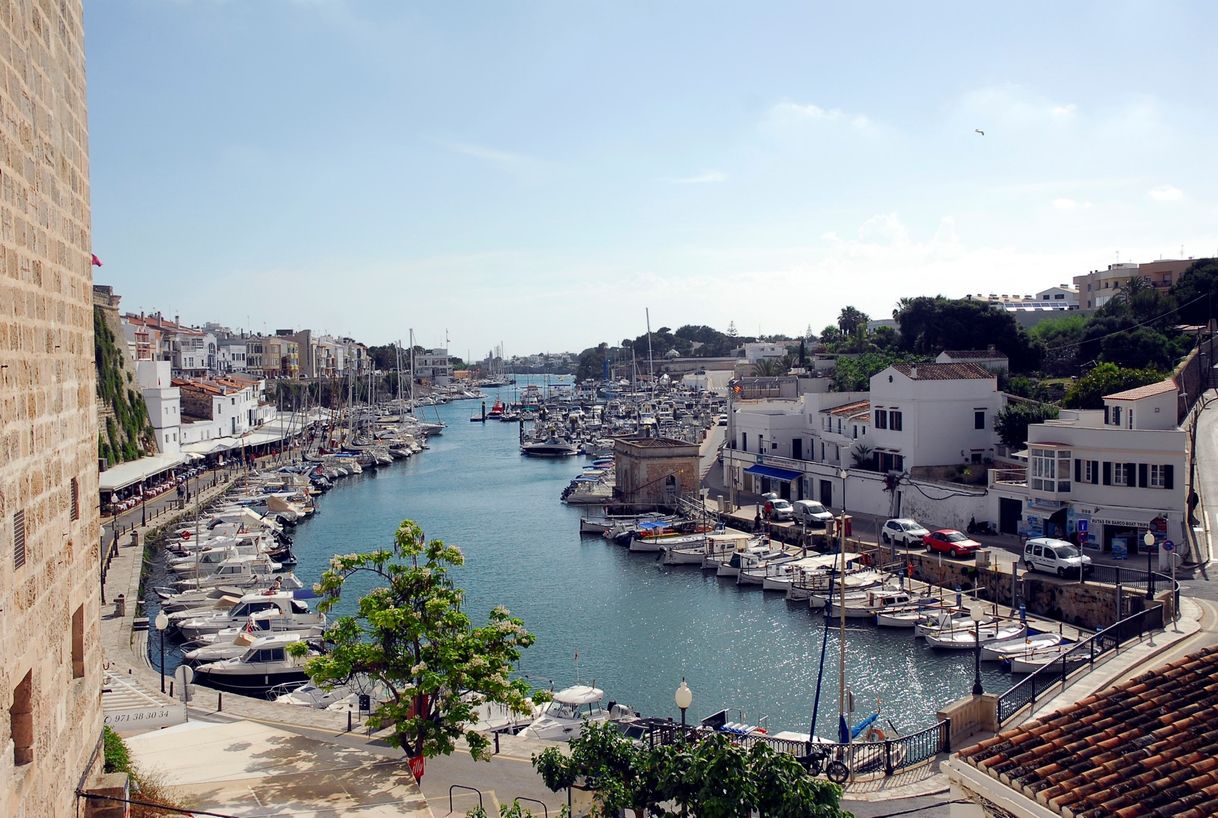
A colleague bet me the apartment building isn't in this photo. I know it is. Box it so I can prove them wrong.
[1073,259,1194,310]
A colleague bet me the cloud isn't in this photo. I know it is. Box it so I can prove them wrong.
[959,84,1079,128]
[437,140,549,180]
[1148,184,1183,202]
[664,171,727,184]
[764,101,874,132]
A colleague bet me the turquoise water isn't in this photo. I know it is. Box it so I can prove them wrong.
[282,376,1012,736]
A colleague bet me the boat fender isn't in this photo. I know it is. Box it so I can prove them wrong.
[864,726,886,743]
[755,727,767,734]
[181,530,191,540]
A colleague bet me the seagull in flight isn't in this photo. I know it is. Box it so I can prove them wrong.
[975,129,985,136]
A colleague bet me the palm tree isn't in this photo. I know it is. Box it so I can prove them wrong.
[752,358,785,377]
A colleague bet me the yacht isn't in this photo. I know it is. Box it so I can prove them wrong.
[518,685,638,741]
[192,634,317,695]
[521,436,579,457]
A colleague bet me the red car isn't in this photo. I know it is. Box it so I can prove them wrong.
[923,529,981,558]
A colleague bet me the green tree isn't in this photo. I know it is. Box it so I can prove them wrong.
[533,722,850,818]
[294,520,538,762]
[1170,258,1218,325]
[831,351,923,391]
[1100,326,1172,370]
[994,402,1060,448]
[1028,313,1089,376]
[837,306,870,338]
[752,358,787,377]
[1062,362,1166,409]
[893,296,1042,372]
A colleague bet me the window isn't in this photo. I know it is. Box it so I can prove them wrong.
[69,477,79,521]
[71,605,85,679]
[1083,460,1095,483]
[974,410,985,430]
[12,510,26,569]
[1111,406,1122,426]
[874,409,888,430]
[1150,465,1169,489]
[1031,449,1071,492]
[10,671,32,766]
[889,410,903,431]
[1113,463,1128,485]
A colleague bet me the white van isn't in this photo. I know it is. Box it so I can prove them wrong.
[1022,537,1093,577]
[792,500,834,526]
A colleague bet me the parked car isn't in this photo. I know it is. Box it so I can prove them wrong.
[792,500,834,526]
[1023,538,1093,577]
[923,529,981,558]
[882,518,930,546]
[769,499,795,522]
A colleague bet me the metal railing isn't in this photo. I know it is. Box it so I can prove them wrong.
[642,716,951,780]
[995,604,1164,725]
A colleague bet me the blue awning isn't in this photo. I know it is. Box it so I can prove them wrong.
[744,464,802,481]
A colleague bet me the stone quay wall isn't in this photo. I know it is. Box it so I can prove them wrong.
[0,2,103,816]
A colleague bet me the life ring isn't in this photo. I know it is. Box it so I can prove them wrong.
[864,726,886,743]
[181,531,191,540]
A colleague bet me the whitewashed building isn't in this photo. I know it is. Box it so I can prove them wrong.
[415,348,453,384]
[136,360,182,453]
[996,379,1187,555]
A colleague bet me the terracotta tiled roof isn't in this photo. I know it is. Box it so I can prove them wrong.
[941,349,1009,360]
[892,362,992,380]
[1105,379,1177,402]
[821,399,871,416]
[959,644,1218,818]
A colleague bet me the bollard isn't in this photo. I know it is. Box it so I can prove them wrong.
[114,595,126,617]
[347,710,352,732]
[218,692,223,712]
[494,731,500,755]
[169,680,175,698]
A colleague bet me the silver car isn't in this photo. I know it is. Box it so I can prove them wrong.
[882,518,930,546]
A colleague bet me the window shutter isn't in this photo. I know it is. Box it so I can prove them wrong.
[12,510,26,569]
[1138,463,1148,488]
[1102,462,1111,485]
[1164,465,1174,490]
[1091,461,1099,484]
[1104,406,1110,425]
[1126,463,1136,487]
[1074,459,1081,483]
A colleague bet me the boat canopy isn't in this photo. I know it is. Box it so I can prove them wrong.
[552,685,604,705]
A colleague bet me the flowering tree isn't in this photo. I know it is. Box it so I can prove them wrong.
[291,519,537,761]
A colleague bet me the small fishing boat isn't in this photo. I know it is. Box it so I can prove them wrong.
[980,631,1063,662]
[924,623,1027,650]
[1006,643,1087,674]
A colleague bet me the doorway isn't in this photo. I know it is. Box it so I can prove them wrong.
[819,479,833,507]
[999,498,1022,535]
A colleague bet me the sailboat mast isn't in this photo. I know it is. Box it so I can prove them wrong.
[645,307,654,387]
[838,513,848,740]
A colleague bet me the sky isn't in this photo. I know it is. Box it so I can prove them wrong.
[85,1,1218,357]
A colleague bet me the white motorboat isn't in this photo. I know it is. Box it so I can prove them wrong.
[518,685,638,741]
[521,436,579,457]
[181,622,322,664]
[738,552,798,586]
[192,634,317,696]
[924,623,1027,650]
[1007,644,1087,674]
[980,631,1063,662]
[875,602,949,628]
[173,592,318,640]
[915,610,993,639]
[628,531,708,554]
[716,545,789,578]
[154,585,247,612]
[662,531,752,567]
[827,590,936,619]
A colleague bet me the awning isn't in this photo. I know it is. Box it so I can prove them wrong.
[181,438,235,456]
[745,464,802,481]
[99,452,187,492]
[1087,507,1171,528]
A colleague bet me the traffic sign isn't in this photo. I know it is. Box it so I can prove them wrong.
[1077,519,1088,534]
[408,754,424,782]
[1164,540,1175,552]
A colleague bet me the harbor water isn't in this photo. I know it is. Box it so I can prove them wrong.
[275,376,1012,737]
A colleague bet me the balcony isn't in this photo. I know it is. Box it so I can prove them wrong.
[989,468,1027,489]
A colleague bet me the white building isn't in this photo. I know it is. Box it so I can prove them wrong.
[995,379,1187,554]
[176,375,268,443]
[415,348,453,385]
[962,284,1079,312]
[739,342,788,363]
[868,363,1004,473]
[135,360,182,453]
[216,337,248,373]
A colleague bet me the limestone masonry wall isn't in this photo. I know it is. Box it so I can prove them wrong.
[0,2,103,816]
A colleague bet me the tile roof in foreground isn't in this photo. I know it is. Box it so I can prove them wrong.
[892,362,993,380]
[959,644,1218,818]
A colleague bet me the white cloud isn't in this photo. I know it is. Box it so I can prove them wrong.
[438,140,549,180]
[959,84,1079,128]
[764,101,874,132]
[1148,184,1183,202]
[665,171,727,184]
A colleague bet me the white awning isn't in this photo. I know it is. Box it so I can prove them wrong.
[181,438,235,455]
[99,453,187,492]
[1086,506,1171,528]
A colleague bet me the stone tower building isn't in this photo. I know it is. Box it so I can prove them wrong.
[0,1,103,815]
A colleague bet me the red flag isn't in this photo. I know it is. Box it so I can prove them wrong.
[91,253,103,267]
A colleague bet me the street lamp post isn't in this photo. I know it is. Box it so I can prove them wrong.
[674,678,692,730]
[1143,531,1156,600]
[971,609,984,696]
[155,610,170,693]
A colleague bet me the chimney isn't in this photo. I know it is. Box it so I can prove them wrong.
[175,315,180,326]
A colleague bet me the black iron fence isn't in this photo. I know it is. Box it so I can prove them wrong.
[642,715,951,781]
[996,604,1163,725]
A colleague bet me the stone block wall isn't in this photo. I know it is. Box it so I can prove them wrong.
[0,1,103,816]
